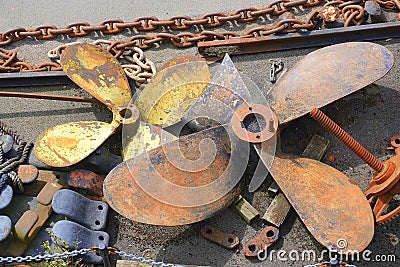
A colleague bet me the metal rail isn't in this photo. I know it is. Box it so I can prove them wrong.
[198,22,400,57]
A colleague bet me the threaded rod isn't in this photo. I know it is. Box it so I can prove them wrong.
[310,108,384,173]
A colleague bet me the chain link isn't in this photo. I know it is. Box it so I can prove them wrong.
[0,0,399,73]
[0,1,325,73]
[0,248,91,263]
[0,247,183,267]
[116,250,183,267]
[0,1,323,47]
[47,40,156,86]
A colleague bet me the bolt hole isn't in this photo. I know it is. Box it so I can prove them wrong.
[248,244,256,252]
[227,238,234,243]
[242,113,266,133]
[160,118,163,120]
[56,175,60,179]
[266,230,275,238]
[98,205,104,210]
[95,220,100,226]
[99,235,104,241]
[119,108,133,119]
[256,135,260,139]
[249,107,253,111]
[395,139,400,144]
[206,228,212,234]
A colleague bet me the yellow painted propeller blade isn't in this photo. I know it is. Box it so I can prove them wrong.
[122,121,177,161]
[135,60,211,127]
[35,121,119,167]
[61,43,132,109]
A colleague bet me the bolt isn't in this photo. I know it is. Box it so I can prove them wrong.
[269,119,275,132]
[310,108,384,173]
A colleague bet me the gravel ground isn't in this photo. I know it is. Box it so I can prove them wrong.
[0,1,399,266]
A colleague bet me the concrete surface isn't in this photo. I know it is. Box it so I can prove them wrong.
[0,1,399,266]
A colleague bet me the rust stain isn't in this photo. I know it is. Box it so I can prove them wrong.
[268,42,393,124]
[255,144,374,253]
[104,125,243,226]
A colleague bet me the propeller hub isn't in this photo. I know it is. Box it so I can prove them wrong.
[231,103,278,144]
[115,104,140,125]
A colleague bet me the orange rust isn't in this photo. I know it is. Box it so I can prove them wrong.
[269,43,393,124]
[200,224,240,249]
[244,226,279,257]
[159,55,200,71]
[256,143,375,253]
[104,125,242,226]
[17,165,39,184]
[365,155,400,224]
[320,6,340,22]
[231,104,277,144]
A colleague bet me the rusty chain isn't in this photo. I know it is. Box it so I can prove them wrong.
[0,0,399,73]
[48,40,156,86]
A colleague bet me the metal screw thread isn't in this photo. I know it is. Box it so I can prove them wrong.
[310,108,384,173]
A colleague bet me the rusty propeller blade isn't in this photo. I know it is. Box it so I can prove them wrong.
[105,124,246,226]
[255,143,374,253]
[268,42,394,124]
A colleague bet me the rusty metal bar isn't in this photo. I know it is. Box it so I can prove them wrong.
[198,22,400,57]
[0,71,71,88]
[0,91,97,103]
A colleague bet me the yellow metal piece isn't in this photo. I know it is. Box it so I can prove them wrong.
[35,121,119,167]
[122,121,177,160]
[135,61,211,127]
[61,43,132,109]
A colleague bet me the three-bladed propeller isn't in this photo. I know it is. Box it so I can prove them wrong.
[35,43,210,166]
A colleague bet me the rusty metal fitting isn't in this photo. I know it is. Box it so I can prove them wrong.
[366,155,400,197]
[320,6,341,22]
[231,104,278,144]
[371,161,395,185]
[200,224,240,249]
[310,108,384,173]
[114,103,140,125]
[243,226,279,257]
[365,155,400,224]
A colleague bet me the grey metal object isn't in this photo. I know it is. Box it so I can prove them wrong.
[262,192,290,227]
[52,189,108,230]
[51,220,109,263]
[365,1,387,23]
[0,215,11,241]
[0,185,13,210]
[0,135,14,154]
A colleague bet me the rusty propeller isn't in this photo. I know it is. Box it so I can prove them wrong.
[33,42,393,253]
[104,42,393,254]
